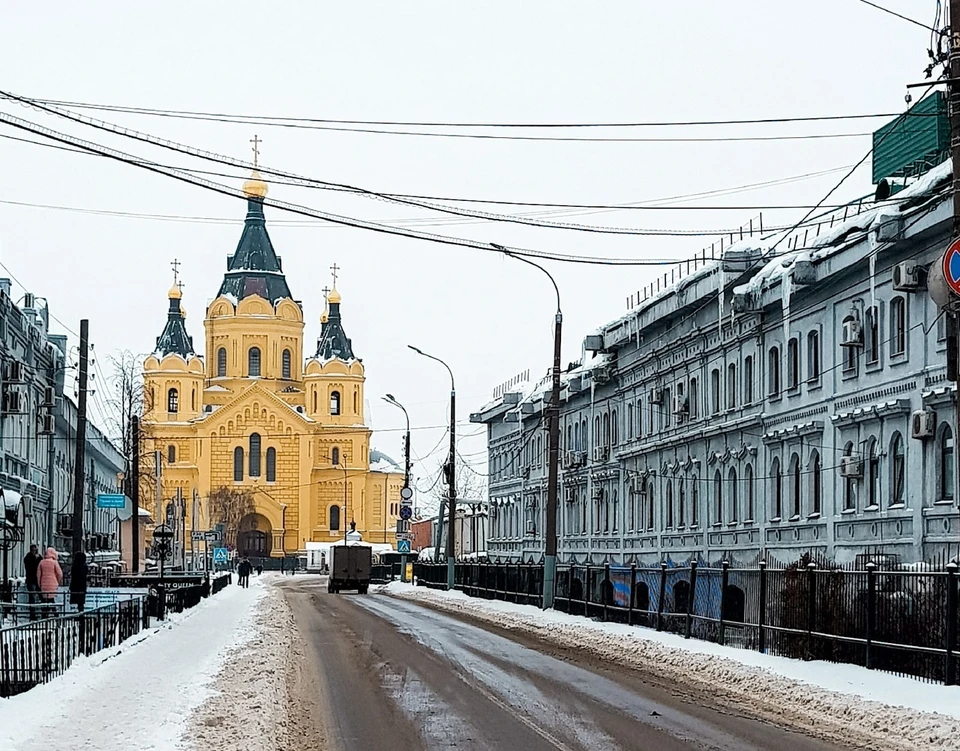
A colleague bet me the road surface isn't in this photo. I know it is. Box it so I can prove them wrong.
[279,578,845,751]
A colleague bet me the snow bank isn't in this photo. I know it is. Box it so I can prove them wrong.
[183,576,295,750]
[380,582,960,751]
[0,578,265,750]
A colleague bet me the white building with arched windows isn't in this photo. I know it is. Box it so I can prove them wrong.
[474,156,958,567]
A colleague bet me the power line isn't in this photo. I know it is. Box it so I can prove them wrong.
[0,108,793,266]
[13,93,936,129]
[855,0,938,30]
[0,128,866,214]
[0,96,892,256]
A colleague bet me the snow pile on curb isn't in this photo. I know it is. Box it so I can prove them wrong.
[183,577,295,750]
[380,582,960,751]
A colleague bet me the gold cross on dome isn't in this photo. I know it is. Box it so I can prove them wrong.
[330,263,340,287]
[170,258,181,284]
[250,134,262,168]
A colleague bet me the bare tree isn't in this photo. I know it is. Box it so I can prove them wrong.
[107,350,145,460]
[426,457,487,516]
[208,486,255,548]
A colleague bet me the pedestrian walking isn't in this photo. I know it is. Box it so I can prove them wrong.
[70,550,88,613]
[237,557,251,588]
[37,547,62,618]
[255,563,263,576]
[23,544,41,618]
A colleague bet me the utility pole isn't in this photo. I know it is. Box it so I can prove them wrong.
[131,415,140,573]
[492,245,562,609]
[71,319,89,555]
[446,382,457,589]
[951,0,960,550]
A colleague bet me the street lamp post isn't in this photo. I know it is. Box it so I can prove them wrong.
[383,394,412,582]
[408,345,456,590]
[493,244,562,609]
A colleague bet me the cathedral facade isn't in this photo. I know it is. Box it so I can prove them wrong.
[140,170,403,559]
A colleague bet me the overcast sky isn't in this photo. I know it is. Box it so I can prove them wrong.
[0,1,936,507]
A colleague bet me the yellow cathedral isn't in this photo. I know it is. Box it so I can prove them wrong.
[140,168,404,560]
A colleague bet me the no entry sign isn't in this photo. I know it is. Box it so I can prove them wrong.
[942,238,960,297]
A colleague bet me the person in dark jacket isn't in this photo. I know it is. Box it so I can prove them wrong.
[23,544,42,613]
[70,551,88,612]
[237,557,251,588]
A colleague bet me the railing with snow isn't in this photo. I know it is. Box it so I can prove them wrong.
[414,557,960,685]
[624,193,885,312]
[0,597,148,698]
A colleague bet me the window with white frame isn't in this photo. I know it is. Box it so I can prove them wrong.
[890,297,906,356]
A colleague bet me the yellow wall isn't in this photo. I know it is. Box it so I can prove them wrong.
[141,291,402,557]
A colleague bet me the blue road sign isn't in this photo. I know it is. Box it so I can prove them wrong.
[212,547,228,565]
[944,238,960,296]
[399,505,413,521]
[397,539,411,554]
[97,493,125,509]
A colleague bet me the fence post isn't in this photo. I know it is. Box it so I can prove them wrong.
[685,560,697,639]
[865,562,876,671]
[657,562,667,631]
[719,560,729,646]
[758,560,767,654]
[806,562,817,660]
[581,565,588,617]
[628,563,636,626]
[947,562,958,685]
[603,563,610,622]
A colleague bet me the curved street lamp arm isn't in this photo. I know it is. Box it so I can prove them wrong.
[491,243,561,314]
[407,345,455,392]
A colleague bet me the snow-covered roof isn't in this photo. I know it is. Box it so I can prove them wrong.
[369,448,402,474]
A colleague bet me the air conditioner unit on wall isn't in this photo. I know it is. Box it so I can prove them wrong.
[840,318,862,348]
[42,386,55,408]
[40,414,54,435]
[650,388,663,405]
[911,409,937,440]
[840,454,863,478]
[893,262,926,291]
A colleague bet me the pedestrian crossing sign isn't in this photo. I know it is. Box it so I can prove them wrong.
[213,547,228,564]
[397,539,411,554]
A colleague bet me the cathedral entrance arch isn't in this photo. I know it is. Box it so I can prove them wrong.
[237,513,272,559]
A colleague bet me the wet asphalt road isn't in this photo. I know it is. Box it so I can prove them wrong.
[279,578,845,751]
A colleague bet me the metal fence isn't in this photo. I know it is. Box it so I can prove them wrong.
[415,558,960,684]
[0,597,149,697]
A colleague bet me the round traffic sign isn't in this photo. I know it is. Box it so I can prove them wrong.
[942,238,960,297]
[400,486,413,500]
[399,505,413,521]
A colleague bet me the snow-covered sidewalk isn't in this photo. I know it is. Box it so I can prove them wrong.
[382,581,960,751]
[0,576,285,751]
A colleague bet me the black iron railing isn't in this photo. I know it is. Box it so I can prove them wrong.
[0,597,149,697]
[413,558,960,685]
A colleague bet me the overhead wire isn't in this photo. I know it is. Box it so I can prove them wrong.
[0,107,799,266]
[0,94,878,239]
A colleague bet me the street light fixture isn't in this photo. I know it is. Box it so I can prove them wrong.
[383,394,413,582]
[407,345,456,590]
[492,243,562,609]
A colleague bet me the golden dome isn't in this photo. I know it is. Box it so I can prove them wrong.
[320,311,329,324]
[242,169,269,199]
[328,287,342,304]
[168,282,182,300]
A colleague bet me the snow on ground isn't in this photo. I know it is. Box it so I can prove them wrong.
[0,575,284,751]
[183,575,295,751]
[381,581,960,751]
